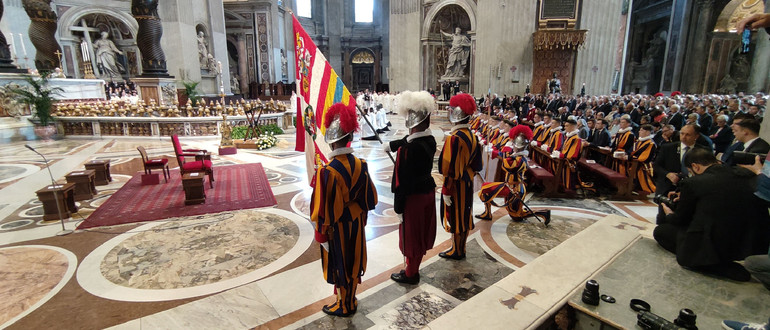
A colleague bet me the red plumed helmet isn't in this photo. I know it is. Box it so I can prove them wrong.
[449,93,477,115]
[654,92,665,98]
[671,91,682,97]
[509,124,533,141]
[324,103,359,133]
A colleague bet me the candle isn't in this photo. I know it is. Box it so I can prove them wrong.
[18,33,26,56]
[217,61,222,73]
[9,41,15,60]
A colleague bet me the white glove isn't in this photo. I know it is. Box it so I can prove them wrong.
[530,141,538,147]
[541,144,549,151]
[383,143,391,153]
[321,242,329,251]
[443,194,452,206]
[486,146,492,153]
[551,151,561,158]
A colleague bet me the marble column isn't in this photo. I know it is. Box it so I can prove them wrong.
[21,0,62,71]
[236,34,248,91]
[685,0,714,94]
[131,0,171,77]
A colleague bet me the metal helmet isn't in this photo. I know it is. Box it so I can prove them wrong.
[397,91,435,128]
[324,113,350,144]
[448,93,476,124]
[509,125,533,152]
[323,103,358,144]
[513,134,528,151]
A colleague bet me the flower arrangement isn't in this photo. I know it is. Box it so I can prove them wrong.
[256,131,278,150]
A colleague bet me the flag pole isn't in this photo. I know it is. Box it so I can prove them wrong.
[356,105,395,164]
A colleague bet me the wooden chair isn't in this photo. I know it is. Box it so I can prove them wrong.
[137,146,170,183]
[171,135,214,188]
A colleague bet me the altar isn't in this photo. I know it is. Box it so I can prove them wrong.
[50,78,106,100]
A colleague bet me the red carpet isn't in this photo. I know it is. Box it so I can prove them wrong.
[78,163,277,229]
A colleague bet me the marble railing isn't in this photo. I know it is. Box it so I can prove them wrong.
[55,112,295,137]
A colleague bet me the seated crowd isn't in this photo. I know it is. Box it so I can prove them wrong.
[467,91,770,285]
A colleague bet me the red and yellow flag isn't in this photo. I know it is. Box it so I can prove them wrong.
[293,14,356,185]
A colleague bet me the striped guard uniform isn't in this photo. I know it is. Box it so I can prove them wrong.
[310,148,378,315]
[630,136,657,193]
[557,130,583,191]
[479,149,529,219]
[610,128,635,173]
[440,124,483,255]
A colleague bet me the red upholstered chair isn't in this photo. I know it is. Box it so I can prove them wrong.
[137,146,170,183]
[171,135,214,188]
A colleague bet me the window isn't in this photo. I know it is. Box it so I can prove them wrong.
[355,0,373,23]
[297,0,311,18]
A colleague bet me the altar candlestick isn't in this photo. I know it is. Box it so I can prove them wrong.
[18,34,26,56]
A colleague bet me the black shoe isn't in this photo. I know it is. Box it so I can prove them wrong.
[322,302,357,317]
[439,251,465,260]
[475,213,492,220]
[391,270,420,284]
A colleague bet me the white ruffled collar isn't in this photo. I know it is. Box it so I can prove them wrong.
[549,126,563,133]
[329,147,354,158]
[638,135,653,142]
[407,129,432,143]
[565,130,579,138]
[451,124,470,133]
[618,127,632,134]
[534,121,544,127]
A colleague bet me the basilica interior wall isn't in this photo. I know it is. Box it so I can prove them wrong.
[473,1,537,97]
[388,6,421,93]
[573,0,625,96]
[161,0,231,95]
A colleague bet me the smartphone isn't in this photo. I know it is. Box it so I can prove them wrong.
[741,29,751,54]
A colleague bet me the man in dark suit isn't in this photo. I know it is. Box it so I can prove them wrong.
[546,95,563,114]
[667,104,685,131]
[653,148,770,281]
[653,124,701,197]
[723,118,770,166]
[597,97,612,115]
[653,124,679,146]
[696,106,713,135]
[585,119,611,163]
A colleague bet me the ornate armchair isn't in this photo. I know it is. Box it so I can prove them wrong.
[171,135,214,188]
[137,146,170,183]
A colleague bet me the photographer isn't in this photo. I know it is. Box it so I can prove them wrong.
[653,148,770,281]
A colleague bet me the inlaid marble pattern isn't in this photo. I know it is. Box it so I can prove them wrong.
[100,210,299,289]
[506,214,596,256]
[0,246,72,327]
[374,291,456,329]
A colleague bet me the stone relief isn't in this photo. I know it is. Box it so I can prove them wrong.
[161,84,177,105]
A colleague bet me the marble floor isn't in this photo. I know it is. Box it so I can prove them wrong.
[0,115,671,330]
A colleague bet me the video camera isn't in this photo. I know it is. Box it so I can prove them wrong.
[733,151,767,166]
[653,194,677,209]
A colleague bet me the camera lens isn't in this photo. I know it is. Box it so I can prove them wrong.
[581,280,600,306]
[674,308,697,329]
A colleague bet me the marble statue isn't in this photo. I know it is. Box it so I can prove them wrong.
[441,27,471,78]
[50,67,66,78]
[281,49,288,81]
[197,31,209,69]
[231,75,241,94]
[548,73,561,94]
[206,54,218,73]
[93,31,124,79]
[220,114,233,146]
[718,74,738,94]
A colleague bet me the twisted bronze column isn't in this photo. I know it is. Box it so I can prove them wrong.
[132,0,170,77]
[22,0,62,71]
[0,1,19,70]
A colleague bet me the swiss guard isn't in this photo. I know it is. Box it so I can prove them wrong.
[476,125,551,225]
[439,93,483,260]
[310,102,378,317]
[385,90,438,284]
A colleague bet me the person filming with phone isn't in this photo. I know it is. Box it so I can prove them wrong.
[653,147,770,281]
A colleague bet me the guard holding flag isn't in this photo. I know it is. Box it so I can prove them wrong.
[310,103,378,317]
[440,93,483,260]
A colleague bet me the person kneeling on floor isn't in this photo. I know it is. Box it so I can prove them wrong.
[653,147,770,281]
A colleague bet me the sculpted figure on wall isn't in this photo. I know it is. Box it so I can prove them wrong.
[441,27,471,78]
[197,31,209,69]
[93,31,125,79]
